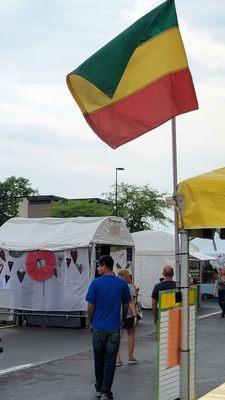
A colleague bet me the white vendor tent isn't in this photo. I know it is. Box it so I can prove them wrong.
[0,217,134,312]
[0,216,134,251]
[132,230,212,309]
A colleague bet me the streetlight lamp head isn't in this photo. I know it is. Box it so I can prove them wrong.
[116,167,125,171]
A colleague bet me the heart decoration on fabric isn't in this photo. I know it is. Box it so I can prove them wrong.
[0,264,3,274]
[0,250,6,262]
[54,268,58,278]
[8,261,13,272]
[66,258,71,268]
[17,271,26,283]
[70,250,78,264]
[57,255,64,267]
[5,275,10,284]
[9,251,24,258]
[76,264,83,274]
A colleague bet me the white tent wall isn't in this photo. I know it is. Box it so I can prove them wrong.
[0,217,134,313]
[0,248,90,311]
[132,230,211,309]
[135,254,175,309]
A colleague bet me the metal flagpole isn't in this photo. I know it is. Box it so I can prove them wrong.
[171,118,180,286]
[180,229,190,400]
[172,118,190,399]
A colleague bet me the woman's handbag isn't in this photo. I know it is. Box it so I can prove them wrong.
[135,300,143,321]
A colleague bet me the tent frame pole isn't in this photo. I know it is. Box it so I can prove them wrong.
[180,229,190,400]
[90,243,96,280]
[172,117,180,286]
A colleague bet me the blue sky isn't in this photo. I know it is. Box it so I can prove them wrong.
[1,0,225,200]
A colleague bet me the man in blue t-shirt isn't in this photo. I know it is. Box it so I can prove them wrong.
[86,255,131,400]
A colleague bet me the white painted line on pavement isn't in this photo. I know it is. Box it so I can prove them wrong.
[198,311,221,320]
[0,363,33,376]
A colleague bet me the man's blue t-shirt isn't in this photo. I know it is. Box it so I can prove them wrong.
[85,275,131,330]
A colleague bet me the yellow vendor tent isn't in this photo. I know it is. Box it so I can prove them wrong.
[177,167,225,230]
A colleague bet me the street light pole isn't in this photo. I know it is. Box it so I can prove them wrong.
[115,167,124,216]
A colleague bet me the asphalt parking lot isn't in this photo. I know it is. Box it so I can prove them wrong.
[0,300,224,400]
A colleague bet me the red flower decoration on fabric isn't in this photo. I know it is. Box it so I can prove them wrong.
[25,251,56,281]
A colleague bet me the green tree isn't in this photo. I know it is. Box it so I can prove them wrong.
[104,183,171,232]
[0,176,38,217]
[50,200,113,218]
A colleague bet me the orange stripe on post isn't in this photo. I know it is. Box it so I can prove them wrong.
[84,68,198,149]
[167,308,181,368]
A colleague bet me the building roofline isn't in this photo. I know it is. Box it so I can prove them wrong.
[27,195,110,204]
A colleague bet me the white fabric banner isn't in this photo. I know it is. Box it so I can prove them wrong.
[0,248,89,311]
[110,246,127,273]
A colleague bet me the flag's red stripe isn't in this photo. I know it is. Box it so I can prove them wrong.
[84,68,198,149]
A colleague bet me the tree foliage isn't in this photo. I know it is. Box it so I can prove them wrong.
[50,200,113,218]
[0,176,38,217]
[104,183,171,232]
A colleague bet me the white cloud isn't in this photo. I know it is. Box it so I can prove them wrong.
[121,0,161,23]
[0,0,225,201]
[0,78,87,140]
[0,0,23,13]
[180,22,225,71]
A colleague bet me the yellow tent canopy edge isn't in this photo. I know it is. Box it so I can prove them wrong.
[177,167,225,230]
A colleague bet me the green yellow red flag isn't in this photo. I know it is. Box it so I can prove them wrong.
[67,0,198,149]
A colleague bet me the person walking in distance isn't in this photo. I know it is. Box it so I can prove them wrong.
[86,255,131,400]
[151,266,176,324]
[214,267,225,318]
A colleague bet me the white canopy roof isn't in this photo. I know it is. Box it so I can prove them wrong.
[132,230,214,260]
[193,232,225,254]
[0,217,134,251]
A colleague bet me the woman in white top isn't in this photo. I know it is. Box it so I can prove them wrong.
[116,269,139,365]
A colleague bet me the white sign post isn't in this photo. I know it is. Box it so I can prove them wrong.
[157,288,196,400]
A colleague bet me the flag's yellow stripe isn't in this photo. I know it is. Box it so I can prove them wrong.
[67,27,188,114]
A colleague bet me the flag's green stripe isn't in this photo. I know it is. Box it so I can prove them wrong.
[71,0,178,98]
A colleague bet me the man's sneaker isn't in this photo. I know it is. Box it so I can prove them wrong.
[101,392,113,400]
[96,391,102,398]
